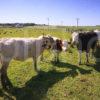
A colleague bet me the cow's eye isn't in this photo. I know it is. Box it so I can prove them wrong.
[45,40,48,43]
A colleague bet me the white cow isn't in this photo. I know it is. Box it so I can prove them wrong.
[0,35,54,89]
[71,31,99,65]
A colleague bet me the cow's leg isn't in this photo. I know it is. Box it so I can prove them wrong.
[55,52,58,63]
[86,52,89,64]
[78,50,82,65]
[40,52,44,61]
[0,56,3,65]
[0,61,11,89]
[91,49,95,59]
[57,52,59,63]
[33,57,40,73]
[53,51,57,62]
[55,53,57,62]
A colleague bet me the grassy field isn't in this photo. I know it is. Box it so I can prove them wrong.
[0,26,100,100]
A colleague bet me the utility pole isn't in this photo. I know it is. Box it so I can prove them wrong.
[47,17,49,26]
[61,21,63,26]
[76,18,79,28]
[47,17,49,30]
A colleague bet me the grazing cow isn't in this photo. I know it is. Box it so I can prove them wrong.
[51,37,69,62]
[41,36,69,62]
[0,35,54,89]
[71,31,99,64]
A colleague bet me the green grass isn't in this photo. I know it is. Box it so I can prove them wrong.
[0,27,100,100]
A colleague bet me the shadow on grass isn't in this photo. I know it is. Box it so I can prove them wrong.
[90,63,100,72]
[0,88,14,100]
[51,61,92,75]
[0,62,92,100]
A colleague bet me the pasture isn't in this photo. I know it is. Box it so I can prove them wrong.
[0,26,100,100]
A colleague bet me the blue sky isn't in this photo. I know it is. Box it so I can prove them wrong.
[0,0,100,26]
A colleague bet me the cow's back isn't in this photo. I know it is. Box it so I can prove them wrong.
[0,38,36,60]
[78,32,98,51]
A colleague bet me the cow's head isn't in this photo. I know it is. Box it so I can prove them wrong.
[42,35,54,49]
[71,32,79,47]
[62,40,69,51]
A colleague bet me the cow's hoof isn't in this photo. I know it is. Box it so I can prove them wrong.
[86,63,90,66]
[54,61,59,64]
[36,69,42,75]
[79,62,82,65]
[1,84,7,90]
[2,85,13,91]
[1,82,9,90]
[1,80,13,90]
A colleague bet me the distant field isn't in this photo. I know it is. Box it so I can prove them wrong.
[0,26,100,100]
